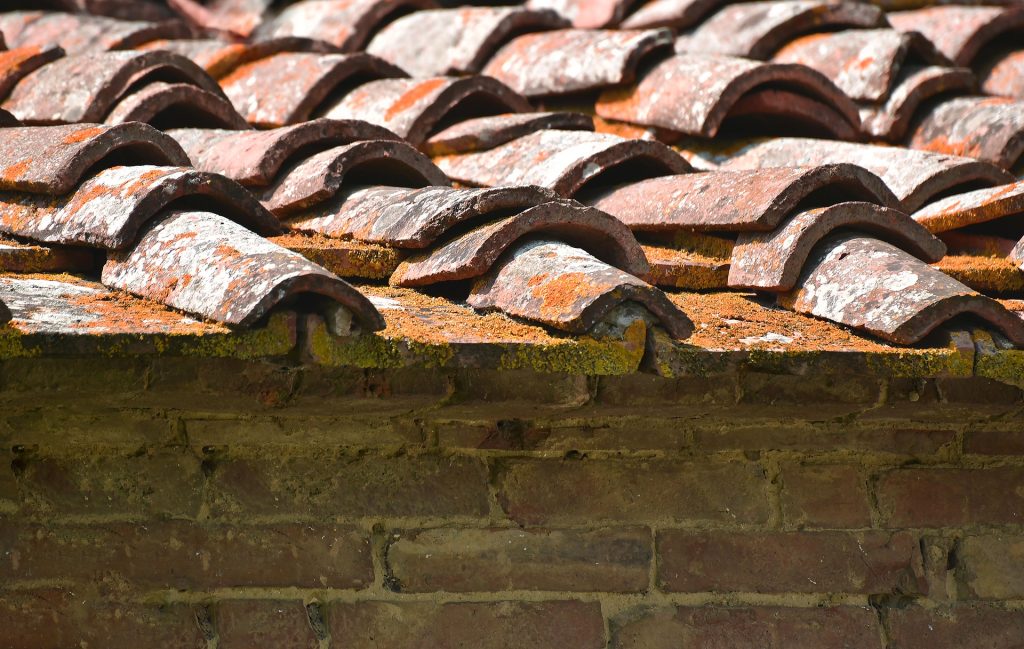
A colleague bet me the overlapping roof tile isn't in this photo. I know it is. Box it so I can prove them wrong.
[253,0,436,51]
[0,11,188,55]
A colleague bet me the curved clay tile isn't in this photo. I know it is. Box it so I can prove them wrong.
[219,52,406,128]
[482,28,672,98]
[524,0,639,29]
[254,0,436,52]
[170,118,400,186]
[595,54,861,139]
[288,184,556,247]
[434,129,692,198]
[729,202,945,291]
[778,233,1024,345]
[423,112,593,156]
[773,29,949,103]
[468,239,693,338]
[0,11,189,55]
[367,7,567,78]
[720,138,1014,213]
[75,0,174,21]
[102,209,385,330]
[3,50,225,125]
[261,139,449,214]
[907,96,1024,170]
[0,164,280,249]
[322,76,533,146]
[888,5,1024,67]
[675,0,887,61]
[0,123,190,195]
[591,164,897,232]
[0,45,65,102]
[166,0,273,37]
[391,201,648,286]
[859,65,976,142]
[104,81,251,130]
[979,49,1024,99]
[620,0,722,30]
[912,180,1024,234]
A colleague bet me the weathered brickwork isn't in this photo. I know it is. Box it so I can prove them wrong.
[1,362,1024,648]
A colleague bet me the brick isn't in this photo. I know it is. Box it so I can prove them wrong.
[958,535,1024,599]
[0,522,372,589]
[964,426,1024,455]
[875,467,1024,527]
[436,418,695,452]
[18,450,203,518]
[594,374,735,414]
[888,605,1024,649]
[387,527,651,592]
[0,589,203,649]
[0,358,147,405]
[611,605,882,649]
[216,600,317,649]
[447,370,591,417]
[288,366,451,416]
[657,531,924,594]
[496,458,769,525]
[0,409,177,447]
[185,415,423,448]
[691,422,955,456]
[207,452,490,519]
[0,450,17,514]
[779,463,871,528]
[328,600,605,649]
[739,372,881,408]
[145,358,301,411]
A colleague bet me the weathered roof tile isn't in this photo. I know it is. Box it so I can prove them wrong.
[423,111,593,156]
[104,81,250,129]
[675,0,887,60]
[482,28,673,97]
[859,64,976,142]
[620,0,721,30]
[166,0,272,37]
[254,0,436,51]
[366,7,567,77]
[524,0,634,29]
[101,209,384,330]
[888,5,1024,67]
[908,96,1024,170]
[912,181,1024,234]
[468,239,692,338]
[434,129,691,197]
[595,54,861,139]
[0,11,189,55]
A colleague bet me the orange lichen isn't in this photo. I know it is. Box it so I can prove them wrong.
[61,126,106,144]
[385,78,447,120]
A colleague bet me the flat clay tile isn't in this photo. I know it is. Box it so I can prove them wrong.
[772,29,949,104]
[778,232,1024,345]
[104,81,251,130]
[288,184,556,247]
[0,164,280,249]
[0,123,189,195]
[482,28,673,97]
[720,137,1014,212]
[591,164,897,232]
[908,96,1024,170]
[102,209,384,330]
[423,111,594,156]
[888,5,1024,67]
[322,76,533,145]
[729,202,945,291]
[170,118,400,186]
[390,200,648,286]
[434,129,692,197]
[595,54,861,139]
[219,52,406,128]
[260,139,449,214]
[912,180,1024,234]
[0,11,189,55]
[467,239,693,338]
[254,0,437,52]
[3,50,225,125]
[674,0,887,61]
[366,7,567,77]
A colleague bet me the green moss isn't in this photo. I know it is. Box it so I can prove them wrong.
[177,312,296,359]
[865,348,973,378]
[308,321,455,369]
[0,328,36,359]
[497,321,646,375]
[976,349,1024,388]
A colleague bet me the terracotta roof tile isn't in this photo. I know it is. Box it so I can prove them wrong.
[860,64,976,142]
[0,11,189,55]
[778,233,1024,345]
[595,53,861,139]
[434,129,691,197]
[482,28,672,97]
[104,80,250,129]
[366,7,567,77]
[912,180,1024,234]
[467,239,692,338]
[166,0,272,37]
[980,49,1024,99]
[674,0,887,60]
[423,111,594,156]
[253,0,436,51]
[525,0,636,29]
[888,5,1024,67]
[908,96,1024,170]
[716,137,1013,212]
[619,0,721,30]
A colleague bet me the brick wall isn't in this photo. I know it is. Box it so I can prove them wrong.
[1,358,1023,648]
